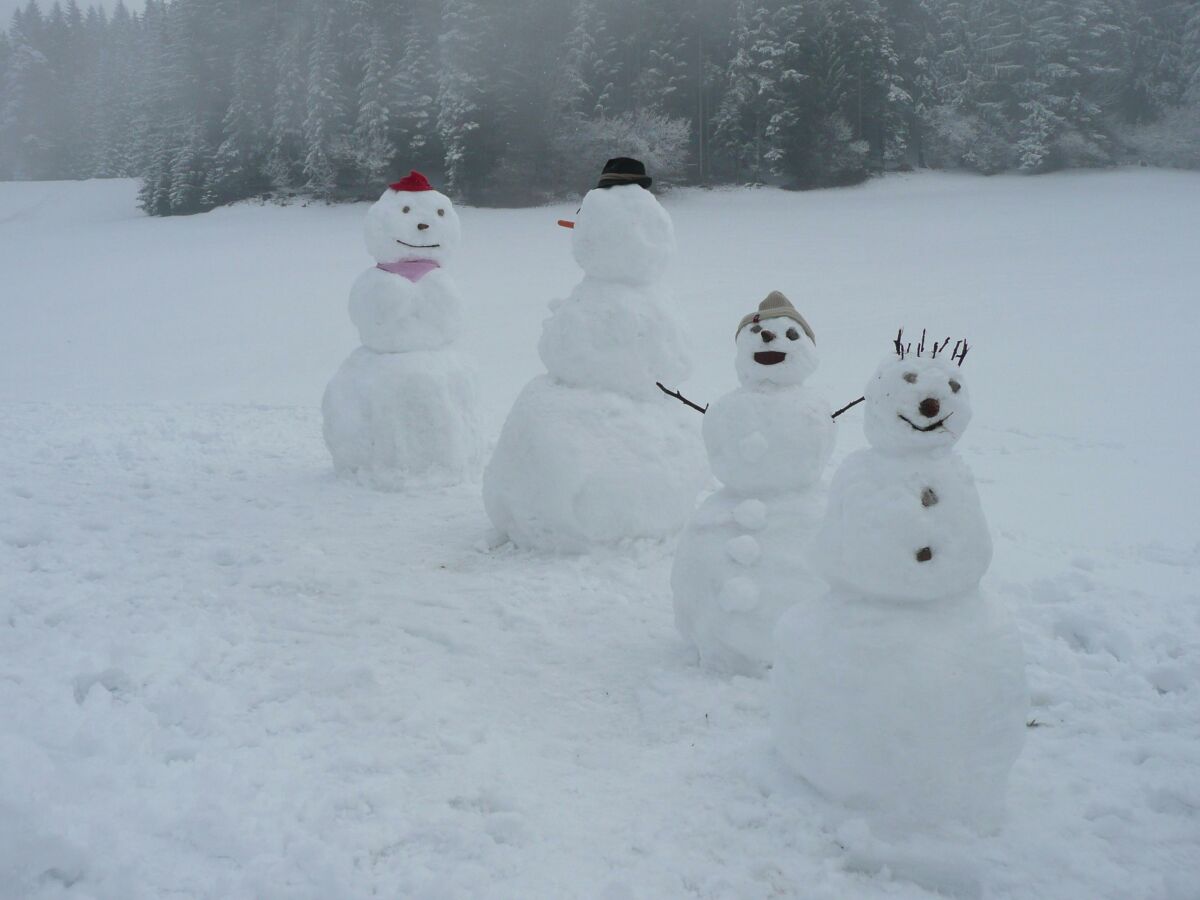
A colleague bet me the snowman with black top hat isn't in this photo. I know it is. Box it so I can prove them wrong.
[483,158,707,551]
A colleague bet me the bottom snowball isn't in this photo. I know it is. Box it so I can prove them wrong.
[322,347,482,489]
[771,588,1028,832]
[482,376,707,552]
[672,489,825,676]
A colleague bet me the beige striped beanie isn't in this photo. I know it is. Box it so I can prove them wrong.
[736,291,815,343]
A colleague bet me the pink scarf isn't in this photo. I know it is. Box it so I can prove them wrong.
[377,259,440,282]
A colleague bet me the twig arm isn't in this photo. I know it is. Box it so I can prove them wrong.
[656,382,708,414]
[831,396,865,420]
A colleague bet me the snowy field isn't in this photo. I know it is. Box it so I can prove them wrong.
[2,171,1198,899]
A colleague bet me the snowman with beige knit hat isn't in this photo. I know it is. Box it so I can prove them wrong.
[670,291,836,675]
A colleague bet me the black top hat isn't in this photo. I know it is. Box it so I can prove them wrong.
[596,157,652,190]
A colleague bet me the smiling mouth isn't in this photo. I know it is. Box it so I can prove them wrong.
[898,413,953,433]
[396,239,440,249]
[754,351,786,365]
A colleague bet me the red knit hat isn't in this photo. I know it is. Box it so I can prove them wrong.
[389,171,434,192]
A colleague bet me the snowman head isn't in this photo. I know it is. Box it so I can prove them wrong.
[734,292,818,387]
[363,171,461,266]
[864,337,972,454]
[571,184,674,284]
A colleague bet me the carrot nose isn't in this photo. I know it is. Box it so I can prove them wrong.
[557,219,575,229]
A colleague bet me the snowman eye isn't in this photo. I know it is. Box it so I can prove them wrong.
[750,325,762,334]
[437,209,445,217]
[786,328,799,341]
[949,379,961,393]
[903,372,918,383]
[402,205,411,214]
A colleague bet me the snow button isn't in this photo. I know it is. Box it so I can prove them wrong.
[733,499,767,530]
[726,535,761,566]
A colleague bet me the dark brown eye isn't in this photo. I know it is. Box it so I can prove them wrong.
[903,372,918,384]
[402,205,411,214]
[437,209,445,217]
[750,325,762,334]
[786,328,799,341]
[949,379,961,393]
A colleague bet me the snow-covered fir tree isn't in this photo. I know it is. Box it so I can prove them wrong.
[437,0,490,199]
[351,27,395,196]
[303,7,345,201]
[207,38,270,205]
[2,0,1198,211]
[557,0,618,120]
[392,10,440,174]
[265,24,306,196]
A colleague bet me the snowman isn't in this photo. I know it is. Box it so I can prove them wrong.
[322,171,482,489]
[671,292,835,675]
[482,158,707,551]
[771,334,1027,833]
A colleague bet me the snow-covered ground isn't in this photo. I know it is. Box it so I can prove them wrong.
[2,171,1198,899]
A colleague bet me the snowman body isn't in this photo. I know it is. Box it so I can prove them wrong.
[323,182,482,489]
[673,319,834,675]
[347,266,461,355]
[771,354,1027,833]
[539,277,691,399]
[483,185,706,551]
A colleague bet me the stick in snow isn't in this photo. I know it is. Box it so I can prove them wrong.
[656,382,708,414]
[659,381,863,423]
[831,396,865,419]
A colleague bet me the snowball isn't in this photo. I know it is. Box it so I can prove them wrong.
[322,348,482,489]
[863,355,972,455]
[673,490,826,676]
[735,315,819,388]
[538,279,691,400]
[771,589,1028,833]
[814,448,992,602]
[571,184,674,285]
[725,534,761,566]
[815,354,988,602]
[482,377,707,552]
[363,187,461,267]
[732,498,767,530]
[738,431,769,462]
[703,386,834,495]
[348,267,463,353]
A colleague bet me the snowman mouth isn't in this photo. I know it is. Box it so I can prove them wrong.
[396,239,441,249]
[754,351,787,366]
[898,413,953,433]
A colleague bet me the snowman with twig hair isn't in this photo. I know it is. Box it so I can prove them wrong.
[771,330,1028,834]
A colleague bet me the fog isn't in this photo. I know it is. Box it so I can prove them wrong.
[1,0,143,26]
[2,0,1198,214]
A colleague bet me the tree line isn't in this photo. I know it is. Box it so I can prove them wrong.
[2,0,1198,215]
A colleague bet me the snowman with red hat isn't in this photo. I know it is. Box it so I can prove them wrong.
[322,172,482,488]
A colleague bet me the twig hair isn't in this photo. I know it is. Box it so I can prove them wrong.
[895,328,969,366]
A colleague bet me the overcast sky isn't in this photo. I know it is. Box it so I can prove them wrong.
[3,0,144,29]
